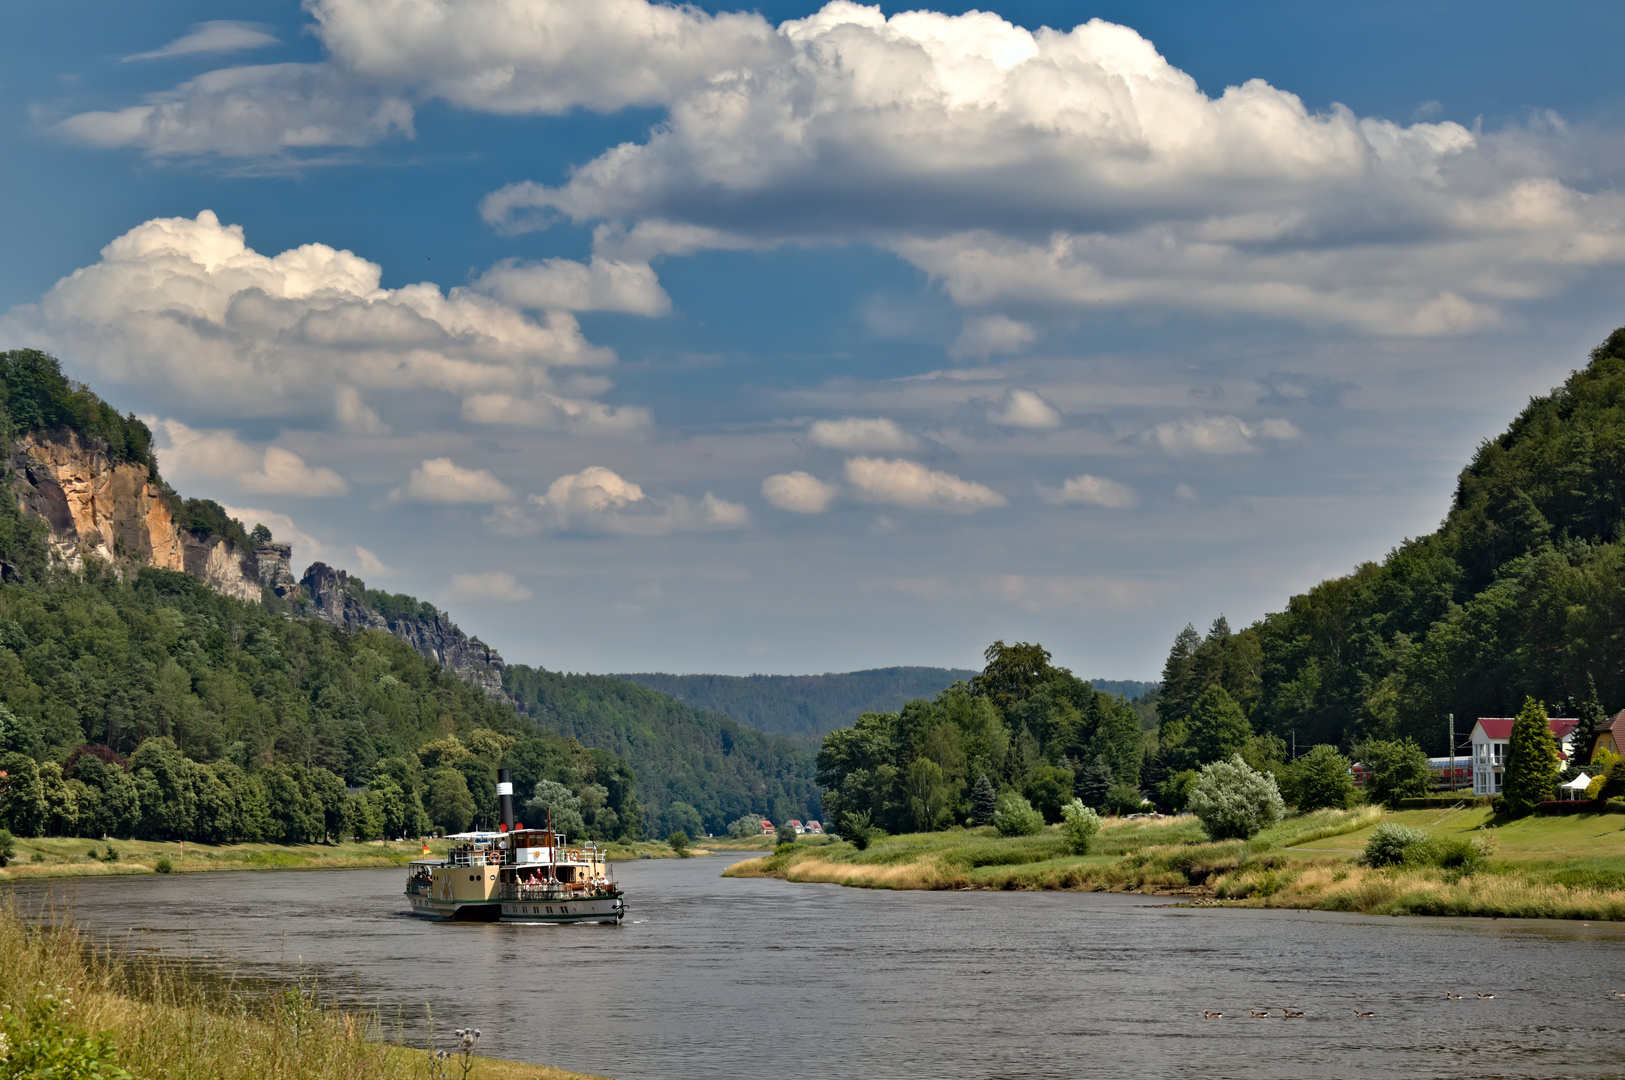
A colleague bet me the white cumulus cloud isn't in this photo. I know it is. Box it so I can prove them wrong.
[449,570,533,601]
[807,416,916,452]
[988,388,1061,429]
[0,212,624,421]
[533,466,749,534]
[843,457,1005,513]
[761,471,835,513]
[474,256,672,316]
[394,457,514,504]
[1041,474,1138,509]
[952,315,1035,360]
[1147,415,1302,455]
[153,419,348,495]
[218,504,326,568]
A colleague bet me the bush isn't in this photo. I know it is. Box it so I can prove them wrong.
[1157,769,1197,813]
[992,792,1044,837]
[774,821,797,847]
[1286,744,1355,811]
[1187,754,1286,840]
[102,845,117,863]
[0,829,13,868]
[1104,782,1144,817]
[0,992,126,1080]
[1355,738,1432,809]
[153,856,173,874]
[1059,799,1101,854]
[1360,822,1429,867]
[840,810,874,850]
[667,830,690,857]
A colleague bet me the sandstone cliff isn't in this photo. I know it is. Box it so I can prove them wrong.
[300,562,509,701]
[10,428,509,700]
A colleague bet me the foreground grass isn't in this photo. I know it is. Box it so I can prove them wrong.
[726,806,1625,920]
[0,893,608,1080]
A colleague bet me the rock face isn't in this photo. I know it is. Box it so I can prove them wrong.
[300,562,509,700]
[9,428,510,700]
[10,428,263,602]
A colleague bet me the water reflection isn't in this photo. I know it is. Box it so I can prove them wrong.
[11,857,1625,1080]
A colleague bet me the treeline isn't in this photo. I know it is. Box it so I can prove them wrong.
[505,665,822,837]
[1151,326,1625,775]
[0,565,641,843]
[817,642,1147,832]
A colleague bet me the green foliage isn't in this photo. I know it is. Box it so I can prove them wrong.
[668,829,690,857]
[1186,685,1252,765]
[726,814,762,838]
[1156,769,1197,812]
[839,810,874,849]
[1360,822,1431,867]
[0,349,157,473]
[425,769,475,834]
[504,664,813,838]
[992,792,1044,837]
[619,667,978,742]
[774,820,797,847]
[1074,752,1114,809]
[969,640,1060,713]
[1059,798,1101,854]
[524,779,586,838]
[969,773,997,825]
[153,856,173,874]
[249,523,273,543]
[169,499,252,550]
[1285,744,1356,811]
[0,992,130,1080]
[1187,755,1285,840]
[1104,782,1145,816]
[1356,738,1433,809]
[1502,697,1560,817]
[0,829,12,867]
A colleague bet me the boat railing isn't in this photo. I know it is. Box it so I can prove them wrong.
[500,882,614,902]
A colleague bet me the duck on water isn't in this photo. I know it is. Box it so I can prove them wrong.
[404,769,626,925]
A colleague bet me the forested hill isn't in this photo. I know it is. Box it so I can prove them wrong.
[505,665,821,837]
[1155,326,1625,760]
[619,669,1156,743]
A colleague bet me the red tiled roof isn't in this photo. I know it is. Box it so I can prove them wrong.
[1474,717,1578,740]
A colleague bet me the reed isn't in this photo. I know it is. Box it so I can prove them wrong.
[0,893,606,1080]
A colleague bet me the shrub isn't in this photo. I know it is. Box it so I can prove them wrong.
[1354,738,1432,809]
[840,810,874,850]
[1157,769,1197,813]
[1187,755,1286,840]
[0,992,127,1080]
[0,829,14,868]
[1286,744,1355,811]
[774,821,797,847]
[1104,782,1144,817]
[102,845,117,863]
[992,792,1044,837]
[667,830,690,857]
[1360,822,1429,867]
[153,856,174,874]
[1059,799,1101,854]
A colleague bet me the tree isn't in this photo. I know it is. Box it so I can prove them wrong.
[524,779,586,838]
[992,792,1044,837]
[343,792,384,841]
[426,768,476,834]
[0,828,12,867]
[905,757,950,830]
[1023,764,1073,823]
[1187,754,1285,840]
[669,829,690,856]
[726,815,762,838]
[1075,753,1114,809]
[970,640,1059,714]
[775,820,797,846]
[250,523,273,543]
[1356,738,1431,809]
[969,773,997,826]
[1502,697,1559,817]
[1059,799,1101,854]
[1186,686,1251,765]
[0,752,48,837]
[1286,744,1355,811]
[839,810,874,849]
[1159,624,1203,732]
[1576,674,1607,761]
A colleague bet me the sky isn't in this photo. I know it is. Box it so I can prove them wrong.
[2,2,1624,680]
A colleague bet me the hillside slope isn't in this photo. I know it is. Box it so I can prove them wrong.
[1157,326,1625,756]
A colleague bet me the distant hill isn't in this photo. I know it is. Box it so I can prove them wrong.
[618,668,1155,743]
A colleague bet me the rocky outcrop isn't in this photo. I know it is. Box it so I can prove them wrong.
[300,562,509,700]
[255,542,301,599]
[10,428,263,602]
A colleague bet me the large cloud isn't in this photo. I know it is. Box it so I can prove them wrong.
[530,466,750,534]
[154,418,348,495]
[1146,415,1301,455]
[0,211,632,423]
[843,456,1005,513]
[394,458,515,504]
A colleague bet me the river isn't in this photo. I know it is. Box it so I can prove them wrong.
[10,855,1625,1079]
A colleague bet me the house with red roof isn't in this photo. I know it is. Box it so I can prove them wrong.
[1470,715,1578,796]
[1591,711,1625,761]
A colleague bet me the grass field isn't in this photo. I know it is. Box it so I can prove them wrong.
[0,892,610,1080]
[725,806,1625,920]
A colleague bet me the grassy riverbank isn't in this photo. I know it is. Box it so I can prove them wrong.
[0,894,608,1080]
[724,806,1625,920]
[0,834,729,882]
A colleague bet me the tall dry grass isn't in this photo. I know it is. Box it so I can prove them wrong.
[0,893,601,1080]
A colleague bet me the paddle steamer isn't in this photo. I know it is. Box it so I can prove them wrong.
[404,770,625,924]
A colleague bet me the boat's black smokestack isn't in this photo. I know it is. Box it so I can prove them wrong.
[497,768,515,832]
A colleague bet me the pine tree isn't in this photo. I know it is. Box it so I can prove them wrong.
[970,773,997,825]
[1502,697,1559,817]
[1159,624,1203,732]
[1075,753,1115,809]
[1577,673,1607,760]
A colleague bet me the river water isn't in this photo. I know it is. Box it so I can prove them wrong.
[10,856,1625,1080]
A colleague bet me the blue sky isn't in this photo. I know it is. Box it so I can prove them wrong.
[2,1,1624,679]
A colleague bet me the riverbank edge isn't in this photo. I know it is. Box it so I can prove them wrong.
[0,835,726,882]
[724,811,1625,921]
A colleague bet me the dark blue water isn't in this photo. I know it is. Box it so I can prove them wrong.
[12,856,1625,1080]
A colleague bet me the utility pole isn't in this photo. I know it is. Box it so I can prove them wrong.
[1448,713,1456,794]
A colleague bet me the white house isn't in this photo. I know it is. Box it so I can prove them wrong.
[1470,716,1578,796]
